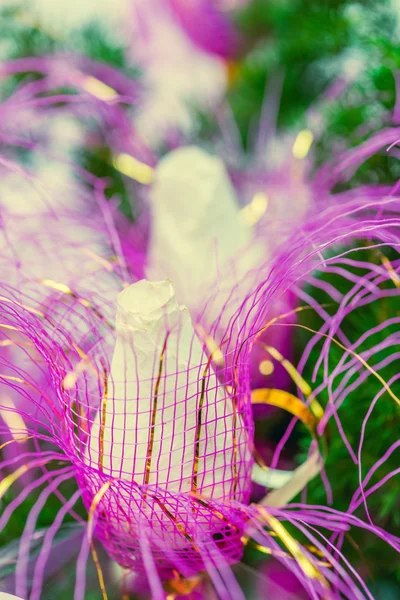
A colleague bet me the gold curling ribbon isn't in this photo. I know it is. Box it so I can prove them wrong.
[241,535,332,567]
[381,254,400,288]
[256,507,330,589]
[262,345,324,420]
[82,76,118,102]
[251,388,321,437]
[90,542,108,600]
[112,153,154,185]
[192,355,213,493]
[98,363,109,472]
[0,456,67,499]
[251,381,327,495]
[0,295,44,317]
[40,280,114,328]
[292,129,314,160]
[144,335,169,488]
[87,480,113,538]
[0,435,33,451]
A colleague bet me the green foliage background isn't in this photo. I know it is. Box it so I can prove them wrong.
[0,1,399,598]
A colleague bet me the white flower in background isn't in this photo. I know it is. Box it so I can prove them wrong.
[9,0,131,39]
[131,0,227,146]
[146,146,264,324]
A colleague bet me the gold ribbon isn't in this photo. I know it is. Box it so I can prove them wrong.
[251,388,322,438]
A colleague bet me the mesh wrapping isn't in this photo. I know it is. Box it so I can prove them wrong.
[0,56,399,600]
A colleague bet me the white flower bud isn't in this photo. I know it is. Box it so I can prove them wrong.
[146,146,261,322]
[87,279,247,500]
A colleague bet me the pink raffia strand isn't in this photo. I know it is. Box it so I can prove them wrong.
[167,0,240,58]
[0,61,399,600]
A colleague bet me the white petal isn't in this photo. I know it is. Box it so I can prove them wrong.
[87,279,247,501]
